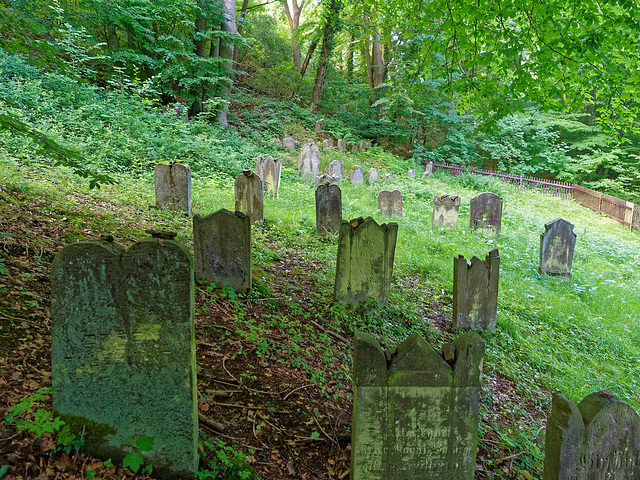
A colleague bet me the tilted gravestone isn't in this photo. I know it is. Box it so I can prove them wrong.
[408,169,416,179]
[154,162,192,215]
[329,160,344,180]
[338,139,347,152]
[422,162,434,179]
[384,173,395,184]
[350,165,365,186]
[378,190,403,218]
[51,235,198,478]
[256,155,283,196]
[315,174,339,188]
[234,168,264,225]
[368,168,379,184]
[452,249,500,332]
[315,118,326,132]
[543,391,640,479]
[299,139,321,181]
[351,331,485,480]
[540,218,577,277]
[193,209,251,293]
[315,183,342,236]
[323,139,334,150]
[469,192,503,233]
[432,195,460,228]
[282,137,296,151]
[334,217,398,305]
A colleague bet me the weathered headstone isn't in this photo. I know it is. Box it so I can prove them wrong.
[316,183,342,236]
[432,195,460,228]
[256,155,283,196]
[338,139,347,152]
[408,169,416,179]
[384,173,395,184]
[422,161,434,179]
[543,391,640,480]
[234,168,264,224]
[299,139,321,181]
[282,137,296,151]
[540,218,577,277]
[315,118,326,132]
[315,174,339,188]
[193,209,251,293]
[359,139,368,151]
[368,168,379,184]
[452,249,500,332]
[51,236,198,478]
[334,217,398,305]
[350,143,360,153]
[323,139,334,150]
[351,331,485,480]
[378,190,403,218]
[154,161,192,215]
[469,192,503,233]
[329,160,344,180]
[350,165,365,186]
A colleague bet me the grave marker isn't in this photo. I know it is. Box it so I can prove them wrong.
[193,209,251,293]
[368,168,379,184]
[315,118,326,132]
[452,249,500,332]
[256,155,283,196]
[384,173,395,184]
[234,168,264,224]
[299,139,321,181]
[329,160,344,180]
[283,137,296,151]
[378,190,403,218]
[334,217,398,305]
[408,169,416,179]
[432,195,460,228]
[316,183,342,236]
[154,162,192,215]
[469,192,503,233]
[422,162,434,179]
[338,139,347,152]
[540,218,577,277]
[351,165,365,186]
[315,174,339,188]
[323,139,334,150]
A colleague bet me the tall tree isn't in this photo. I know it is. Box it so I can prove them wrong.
[310,0,343,112]
[280,0,306,72]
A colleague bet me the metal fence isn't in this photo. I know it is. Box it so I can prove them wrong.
[430,162,639,232]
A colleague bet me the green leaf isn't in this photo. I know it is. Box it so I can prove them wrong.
[123,452,145,473]
[103,459,113,467]
[85,469,96,479]
[135,434,154,452]
[0,465,9,478]
[310,431,320,439]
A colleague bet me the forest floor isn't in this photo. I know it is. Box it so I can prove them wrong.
[0,180,547,479]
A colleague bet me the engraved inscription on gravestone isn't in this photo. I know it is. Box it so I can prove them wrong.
[154,162,192,215]
[234,168,264,225]
[315,183,342,236]
[432,195,460,228]
[540,218,577,277]
[469,192,503,233]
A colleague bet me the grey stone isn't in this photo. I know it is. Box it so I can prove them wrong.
[51,238,198,478]
[234,168,264,224]
[315,184,342,236]
[350,143,360,153]
[351,331,485,480]
[334,217,398,305]
[378,190,403,218]
[452,249,500,332]
[360,140,372,151]
[422,162,434,178]
[315,174,339,188]
[338,139,347,152]
[543,391,640,480]
[329,160,344,180]
[315,118,326,132]
[432,195,460,228]
[384,173,395,184]
[408,169,416,179]
[368,168,379,184]
[256,155,283,196]
[469,192,503,233]
[299,139,321,181]
[323,139,334,150]
[154,162,192,215]
[282,137,296,151]
[193,209,251,293]
[540,218,577,277]
[350,165,365,186]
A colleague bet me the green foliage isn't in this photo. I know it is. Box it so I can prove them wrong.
[199,436,257,479]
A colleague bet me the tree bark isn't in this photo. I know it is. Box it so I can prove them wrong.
[281,0,305,72]
[310,0,341,113]
[371,23,385,88]
[233,0,250,64]
[217,0,237,126]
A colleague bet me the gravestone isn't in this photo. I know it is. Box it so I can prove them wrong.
[315,118,326,132]
[422,162,434,179]
[432,195,460,228]
[543,391,640,479]
[234,168,264,224]
[193,209,251,293]
[378,190,403,218]
[299,139,321,181]
[338,139,347,152]
[360,140,371,151]
[469,192,503,233]
[408,169,416,179]
[351,331,485,480]
[329,160,344,180]
[51,235,198,478]
[350,143,360,153]
[323,139,334,150]
[351,165,365,186]
[282,137,296,151]
[315,174,339,188]
[452,249,500,332]
[334,217,398,305]
[540,218,577,277]
[154,161,192,215]
[368,168,379,184]
[315,183,342,236]
[384,173,395,184]
[255,155,283,196]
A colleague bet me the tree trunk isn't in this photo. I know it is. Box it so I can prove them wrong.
[310,0,342,113]
[346,34,354,80]
[233,0,250,64]
[371,24,385,88]
[190,0,211,118]
[217,0,237,126]
[106,24,119,50]
[281,0,305,72]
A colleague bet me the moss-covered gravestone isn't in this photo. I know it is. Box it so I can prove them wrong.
[351,331,485,480]
[256,155,283,196]
[51,236,198,478]
[543,391,640,479]
[452,249,500,332]
[432,194,460,228]
[315,183,342,236]
[469,192,503,233]
[540,218,577,278]
[234,168,264,225]
[154,161,192,215]
[194,209,251,293]
[334,217,398,305]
